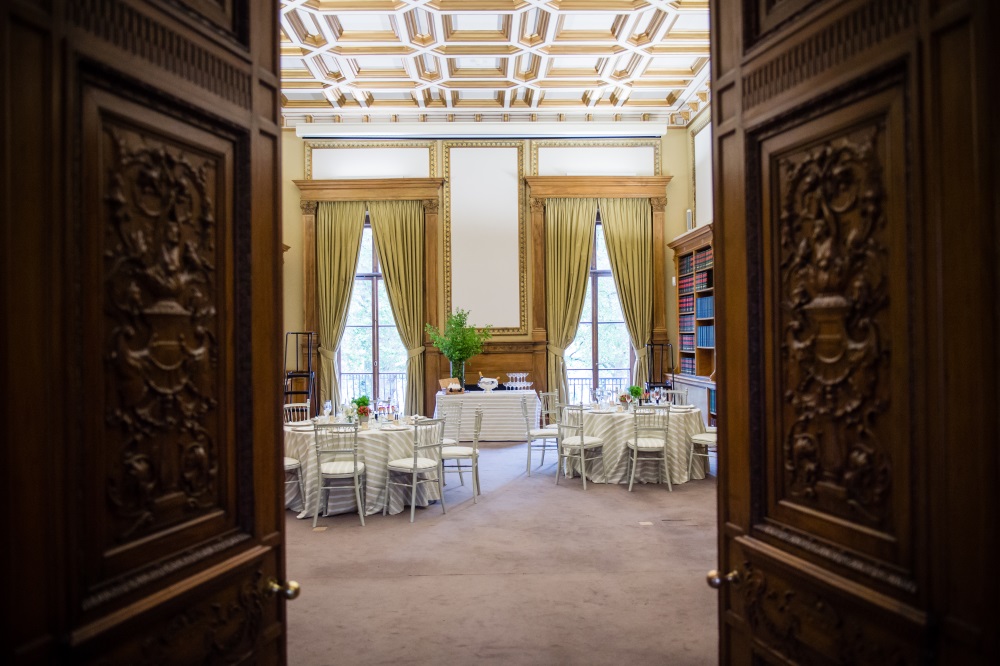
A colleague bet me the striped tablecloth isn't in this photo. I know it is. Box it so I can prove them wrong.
[563,408,708,485]
[433,390,539,441]
[283,422,442,518]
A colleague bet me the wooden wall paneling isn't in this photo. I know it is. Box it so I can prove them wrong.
[423,197,441,415]
[650,196,669,346]
[301,200,318,334]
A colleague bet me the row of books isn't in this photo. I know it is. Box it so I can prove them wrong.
[698,325,716,348]
[695,271,713,290]
[678,254,694,275]
[680,333,695,351]
[680,356,697,374]
[708,388,717,414]
[696,295,715,319]
[679,274,695,294]
[694,247,714,271]
[679,293,695,313]
[679,314,695,333]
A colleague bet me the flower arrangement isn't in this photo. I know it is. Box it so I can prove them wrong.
[628,385,643,400]
[351,395,371,418]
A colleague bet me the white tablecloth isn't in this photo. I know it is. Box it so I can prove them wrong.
[284,422,442,518]
[433,390,539,441]
[563,408,708,485]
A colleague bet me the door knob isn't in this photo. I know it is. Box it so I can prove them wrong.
[267,578,301,600]
[706,569,741,589]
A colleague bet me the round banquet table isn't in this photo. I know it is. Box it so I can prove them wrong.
[283,421,442,518]
[562,407,708,485]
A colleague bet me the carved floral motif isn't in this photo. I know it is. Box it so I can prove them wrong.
[777,122,892,526]
[103,124,220,541]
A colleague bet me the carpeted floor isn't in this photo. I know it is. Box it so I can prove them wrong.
[286,441,718,665]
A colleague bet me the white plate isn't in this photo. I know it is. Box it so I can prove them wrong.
[379,424,411,431]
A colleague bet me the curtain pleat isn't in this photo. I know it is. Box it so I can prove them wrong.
[544,198,598,402]
[316,201,366,409]
[367,199,425,416]
[598,197,653,386]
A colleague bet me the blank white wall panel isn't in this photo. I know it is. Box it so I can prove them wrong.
[448,146,522,330]
[311,147,430,179]
[694,124,714,226]
[537,146,656,176]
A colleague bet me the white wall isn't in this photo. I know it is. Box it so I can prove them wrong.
[311,146,430,179]
[447,145,523,330]
[693,122,714,227]
[537,145,656,176]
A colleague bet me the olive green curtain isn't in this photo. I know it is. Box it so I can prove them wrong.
[316,200,366,409]
[366,199,425,416]
[598,197,653,387]
[545,198,598,402]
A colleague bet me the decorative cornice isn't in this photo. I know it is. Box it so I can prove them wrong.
[524,176,672,199]
[742,0,917,110]
[68,0,251,109]
[293,178,445,202]
[422,199,440,214]
[649,196,668,211]
[299,200,317,215]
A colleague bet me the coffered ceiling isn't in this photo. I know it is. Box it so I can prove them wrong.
[279,1,711,133]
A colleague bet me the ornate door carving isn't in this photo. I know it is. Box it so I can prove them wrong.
[4,0,288,662]
[711,0,998,663]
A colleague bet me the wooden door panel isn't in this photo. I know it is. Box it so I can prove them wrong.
[712,0,998,663]
[4,0,286,662]
[755,79,917,585]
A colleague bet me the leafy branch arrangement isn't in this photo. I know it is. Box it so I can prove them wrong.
[424,309,493,364]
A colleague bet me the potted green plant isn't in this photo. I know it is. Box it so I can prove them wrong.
[351,395,372,424]
[425,309,492,389]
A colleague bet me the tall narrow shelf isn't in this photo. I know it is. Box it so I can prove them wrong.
[669,224,717,426]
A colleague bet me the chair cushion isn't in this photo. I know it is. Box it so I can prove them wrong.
[320,460,365,476]
[442,437,459,446]
[387,457,438,471]
[529,428,558,438]
[283,457,301,470]
[560,435,603,449]
[626,438,666,450]
[442,446,475,458]
[691,433,718,446]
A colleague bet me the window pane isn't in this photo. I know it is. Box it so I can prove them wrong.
[597,322,629,371]
[596,275,623,322]
[594,223,611,271]
[340,326,372,373]
[578,280,593,324]
[378,325,406,374]
[597,369,628,395]
[357,225,374,274]
[376,279,395,325]
[347,278,372,325]
[565,321,593,371]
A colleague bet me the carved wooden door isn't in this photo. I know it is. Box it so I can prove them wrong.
[3,1,291,662]
[710,0,998,663]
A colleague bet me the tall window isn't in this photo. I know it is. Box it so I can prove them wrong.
[564,220,633,404]
[339,222,407,411]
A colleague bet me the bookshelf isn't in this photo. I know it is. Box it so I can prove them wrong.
[668,224,717,426]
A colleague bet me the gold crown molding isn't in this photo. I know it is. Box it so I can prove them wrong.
[529,138,661,176]
[303,140,437,179]
[442,140,527,336]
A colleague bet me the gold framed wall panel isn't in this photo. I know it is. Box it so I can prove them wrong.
[688,105,712,227]
[303,140,437,179]
[529,138,662,176]
[442,140,527,336]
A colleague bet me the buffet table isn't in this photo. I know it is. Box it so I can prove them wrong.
[284,422,442,518]
[433,390,539,441]
[563,408,708,485]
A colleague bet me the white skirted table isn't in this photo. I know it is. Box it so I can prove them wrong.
[283,421,442,518]
[433,390,539,441]
[563,408,708,485]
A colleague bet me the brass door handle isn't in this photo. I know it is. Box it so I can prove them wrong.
[706,570,741,589]
[267,578,301,600]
